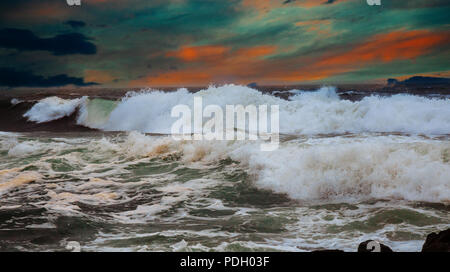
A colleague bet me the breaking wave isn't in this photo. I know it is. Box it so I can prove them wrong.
[22,85,450,135]
[3,130,448,203]
[23,96,87,123]
[117,132,450,203]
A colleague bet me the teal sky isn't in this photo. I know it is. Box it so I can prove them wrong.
[0,0,449,87]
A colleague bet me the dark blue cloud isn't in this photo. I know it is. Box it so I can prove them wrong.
[0,28,96,55]
[0,68,98,87]
[65,20,86,28]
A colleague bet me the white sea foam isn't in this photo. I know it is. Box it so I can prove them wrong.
[2,129,448,203]
[23,96,87,123]
[88,85,450,135]
[227,136,450,203]
[115,132,450,203]
[10,98,22,105]
[0,130,448,251]
[23,85,450,135]
[7,141,45,157]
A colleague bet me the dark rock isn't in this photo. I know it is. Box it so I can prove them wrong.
[358,240,393,252]
[387,78,398,85]
[421,229,450,252]
[247,82,258,88]
[386,76,450,87]
[401,76,450,85]
[396,76,450,86]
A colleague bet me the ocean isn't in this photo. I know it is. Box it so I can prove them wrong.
[0,84,449,252]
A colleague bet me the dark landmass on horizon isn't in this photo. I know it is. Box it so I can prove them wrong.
[388,76,450,86]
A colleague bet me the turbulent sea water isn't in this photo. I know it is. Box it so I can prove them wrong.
[0,85,449,252]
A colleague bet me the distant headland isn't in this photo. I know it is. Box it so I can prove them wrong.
[387,76,450,86]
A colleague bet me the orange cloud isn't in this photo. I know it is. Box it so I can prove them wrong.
[241,0,278,14]
[166,45,276,63]
[295,19,332,35]
[327,30,447,63]
[282,29,450,81]
[234,45,277,59]
[84,70,116,84]
[166,45,229,62]
[131,29,449,86]
[131,45,277,86]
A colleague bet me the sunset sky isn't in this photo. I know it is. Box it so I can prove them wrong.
[0,0,449,87]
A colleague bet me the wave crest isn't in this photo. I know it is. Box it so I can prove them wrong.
[23,84,450,135]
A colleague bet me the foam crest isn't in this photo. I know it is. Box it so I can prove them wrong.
[113,133,450,203]
[231,136,450,203]
[24,96,87,123]
[88,85,450,135]
[23,85,450,135]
